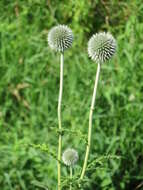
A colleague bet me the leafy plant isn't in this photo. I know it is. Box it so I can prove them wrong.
[48,25,73,190]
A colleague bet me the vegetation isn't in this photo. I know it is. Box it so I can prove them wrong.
[0,1,143,190]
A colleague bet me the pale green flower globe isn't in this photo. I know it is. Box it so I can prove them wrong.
[62,148,79,166]
[88,32,116,63]
[48,25,73,52]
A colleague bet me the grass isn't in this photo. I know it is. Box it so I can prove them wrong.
[0,1,143,190]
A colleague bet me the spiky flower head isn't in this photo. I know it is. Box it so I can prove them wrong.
[88,32,116,63]
[48,25,73,52]
[62,148,79,167]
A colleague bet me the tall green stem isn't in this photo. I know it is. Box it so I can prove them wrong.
[70,167,73,190]
[57,52,64,190]
[80,63,101,180]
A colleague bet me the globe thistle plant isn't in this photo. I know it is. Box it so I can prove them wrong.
[80,32,117,180]
[48,25,73,52]
[62,148,79,190]
[88,32,116,63]
[48,25,73,190]
[62,148,79,167]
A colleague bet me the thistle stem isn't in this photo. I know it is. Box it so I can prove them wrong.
[57,52,64,190]
[70,167,73,190]
[80,63,101,180]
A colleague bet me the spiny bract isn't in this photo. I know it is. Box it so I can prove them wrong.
[62,148,79,167]
[48,25,73,52]
[88,32,116,63]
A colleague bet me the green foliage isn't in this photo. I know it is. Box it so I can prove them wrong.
[0,0,143,190]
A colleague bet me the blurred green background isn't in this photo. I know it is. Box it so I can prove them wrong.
[0,0,143,189]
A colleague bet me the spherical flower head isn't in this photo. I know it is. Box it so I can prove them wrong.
[48,25,73,52]
[88,32,117,63]
[62,148,79,167]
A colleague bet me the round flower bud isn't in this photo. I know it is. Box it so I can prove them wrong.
[62,148,79,167]
[48,25,73,52]
[88,32,116,63]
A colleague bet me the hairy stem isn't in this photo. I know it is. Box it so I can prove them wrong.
[57,52,64,190]
[70,167,73,190]
[80,63,101,180]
